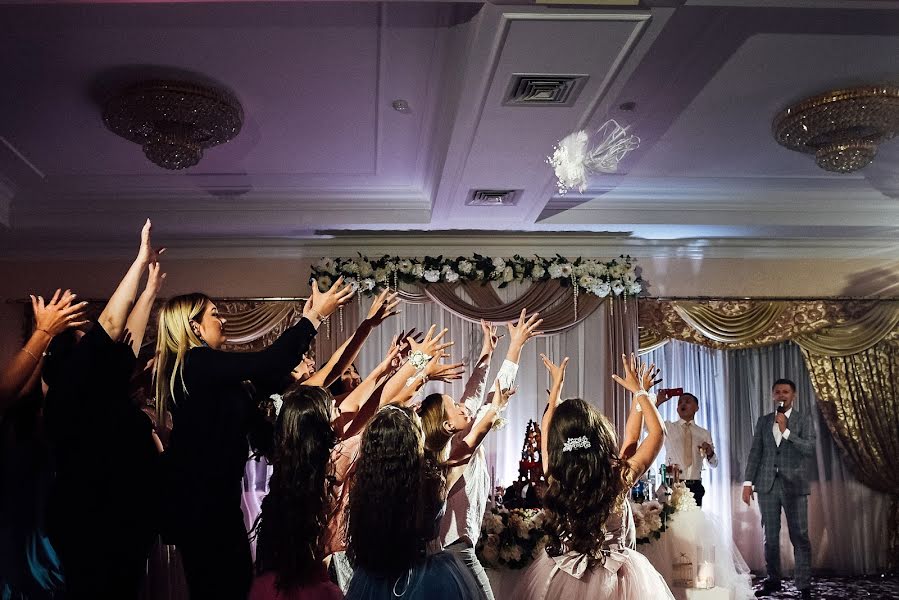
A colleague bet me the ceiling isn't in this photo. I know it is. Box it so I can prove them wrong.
[0,0,898,258]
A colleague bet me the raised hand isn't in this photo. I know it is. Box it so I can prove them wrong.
[408,325,454,358]
[424,352,464,383]
[32,289,89,337]
[145,261,167,297]
[479,319,500,357]
[365,290,400,327]
[136,218,166,265]
[611,353,660,394]
[507,309,542,348]
[305,276,355,320]
[490,378,515,412]
[541,353,569,387]
[376,344,402,376]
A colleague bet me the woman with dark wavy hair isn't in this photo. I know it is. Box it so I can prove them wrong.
[345,404,486,600]
[250,385,343,600]
[512,354,674,600]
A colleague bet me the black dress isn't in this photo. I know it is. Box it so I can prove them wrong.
[44,321,160,600]
[162,317,317,599]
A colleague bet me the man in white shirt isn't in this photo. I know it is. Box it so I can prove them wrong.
[656,390,717,506]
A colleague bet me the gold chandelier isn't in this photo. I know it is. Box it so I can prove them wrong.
[103,80,243,170]
[773,85,899,173]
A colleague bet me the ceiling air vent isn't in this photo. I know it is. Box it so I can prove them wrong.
[467,189,519,206]
[504,74,588,106]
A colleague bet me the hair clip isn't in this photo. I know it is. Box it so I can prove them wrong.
[562,436,591,452]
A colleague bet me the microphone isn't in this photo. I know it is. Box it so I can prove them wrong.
[776,400,786,414]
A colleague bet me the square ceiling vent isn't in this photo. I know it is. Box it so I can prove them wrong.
[466,189,519,206]
[504,74,588,106]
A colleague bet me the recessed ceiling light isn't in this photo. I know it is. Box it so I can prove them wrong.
[392,99,411,113]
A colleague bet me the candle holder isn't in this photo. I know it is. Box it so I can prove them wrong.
[694,545,715,589]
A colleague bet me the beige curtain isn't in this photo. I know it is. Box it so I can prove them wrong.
[395,280,604,333]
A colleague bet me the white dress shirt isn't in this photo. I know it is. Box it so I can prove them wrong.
[441,359,518,547]
[663,418,718,480]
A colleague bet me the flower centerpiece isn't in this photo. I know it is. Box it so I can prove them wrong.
[310,254,642,298]
[476,506,549,570]
[630,481,698,545]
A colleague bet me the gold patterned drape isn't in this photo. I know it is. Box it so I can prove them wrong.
[639,298,899,566]
[801,331,899,564]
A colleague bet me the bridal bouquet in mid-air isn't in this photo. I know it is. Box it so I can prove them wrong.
[546,119,640,194]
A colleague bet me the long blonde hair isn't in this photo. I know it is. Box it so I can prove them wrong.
[153,293,210,419]
[419,392,453,464]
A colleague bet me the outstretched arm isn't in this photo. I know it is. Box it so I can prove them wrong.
[615,354,662,460]
[0,290,88,411]
[98,219,165,341]
[123,261,166,357]
[540,354,569,475]
[306,290,399,388]
[612,354,666,481]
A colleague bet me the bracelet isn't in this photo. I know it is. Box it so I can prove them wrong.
[34,328,52,338]
[633,390,655,412]
[22,348,44,362]
[405,371,428,388]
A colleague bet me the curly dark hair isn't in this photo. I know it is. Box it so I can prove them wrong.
[253,385,337,591]
[346,405,443,577]
[542,398,628,561]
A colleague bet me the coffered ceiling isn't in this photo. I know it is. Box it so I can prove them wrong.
[0,0,897,258]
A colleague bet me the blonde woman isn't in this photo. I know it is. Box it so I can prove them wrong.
[154,278,353,599]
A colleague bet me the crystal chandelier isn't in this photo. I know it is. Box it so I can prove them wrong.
[773,85,899,173]
[103,80,243,170]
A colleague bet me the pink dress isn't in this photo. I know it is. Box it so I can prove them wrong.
[322,433,362,555]
[511,501,674,600]
[249,570,343,600]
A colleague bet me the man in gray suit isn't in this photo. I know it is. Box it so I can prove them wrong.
[742,379,816,599]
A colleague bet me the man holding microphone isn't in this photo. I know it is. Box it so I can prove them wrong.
[743,379,816,599]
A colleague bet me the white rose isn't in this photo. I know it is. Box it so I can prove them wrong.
[412,264,424,278]
[361,278,376,291]
[594,282,611,297]
[612,283,625,296]
[444,270,460,283]
[578,275,595,289]
[492,257,506,270]
[547,264,563,279]
[398,259,413,274]
[644,500,663,515]
[424,269,441,283]
[559,263,573,278]
[503,266,514,282]
[458,260,473,274]
[531,264,546,278]
[630,282,642,294]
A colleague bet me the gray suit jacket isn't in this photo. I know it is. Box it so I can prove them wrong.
[744,409,816,495]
